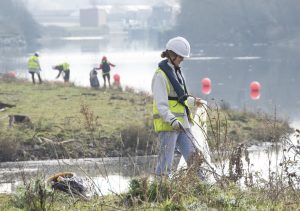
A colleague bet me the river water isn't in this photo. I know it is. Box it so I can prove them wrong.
[0,35,299,194]
[2,36,299,120]
[0,155,160,195]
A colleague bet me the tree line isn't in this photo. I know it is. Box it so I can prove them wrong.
[176,0,300,45]
[0,0,40,46]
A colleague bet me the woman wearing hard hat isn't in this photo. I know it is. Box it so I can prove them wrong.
[152,36,205,177]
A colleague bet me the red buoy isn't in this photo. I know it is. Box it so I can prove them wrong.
[4,71,16,79]
[113,74,120,82]
[201,78,211,95]
[250,81,261,100]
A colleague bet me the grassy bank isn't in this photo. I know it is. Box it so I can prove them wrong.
[0,78,292,161]
[0,78,154,161]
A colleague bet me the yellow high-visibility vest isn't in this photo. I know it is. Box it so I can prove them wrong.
[27,55,39,70]
[62,63,70,71]
[153,68,192,132]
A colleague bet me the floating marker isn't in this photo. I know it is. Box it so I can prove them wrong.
[201,78,211,95]
[250,81,261,100]
[5,71,16,79]
[113,74,120,82]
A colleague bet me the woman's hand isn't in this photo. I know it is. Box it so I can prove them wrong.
[195,98,207,107]
[187,96,207,107]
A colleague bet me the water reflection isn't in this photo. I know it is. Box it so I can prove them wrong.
[188,56,223,60]
[93,175,131,195]
[0,155,161,194]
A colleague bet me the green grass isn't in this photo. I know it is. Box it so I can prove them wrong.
[0,80,150,131]
[0,79,153,161]
[0,78,292,161]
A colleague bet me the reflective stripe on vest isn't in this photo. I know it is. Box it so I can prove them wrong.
[153,68,189,132]
[28,56,39,70]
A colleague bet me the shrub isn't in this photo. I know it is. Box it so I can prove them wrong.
[123,177,173,207]
[161,199,186,211]
[11,177,55,211]
[120,124,157,156]
[0,138,20,161]
[147,179,172,202]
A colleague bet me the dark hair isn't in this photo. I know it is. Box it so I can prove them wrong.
[161,51,167,58]
[161,50,177,59]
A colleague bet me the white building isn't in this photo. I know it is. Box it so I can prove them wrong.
[80,7,107,27]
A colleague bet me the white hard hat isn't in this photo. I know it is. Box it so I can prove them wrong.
[166,36,191,58]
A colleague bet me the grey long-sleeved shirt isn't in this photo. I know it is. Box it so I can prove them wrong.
[151,61,194,129]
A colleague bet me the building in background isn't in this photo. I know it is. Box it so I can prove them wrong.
[80,7,107,27]
[20,0,180,38]
[22,0,179,26]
